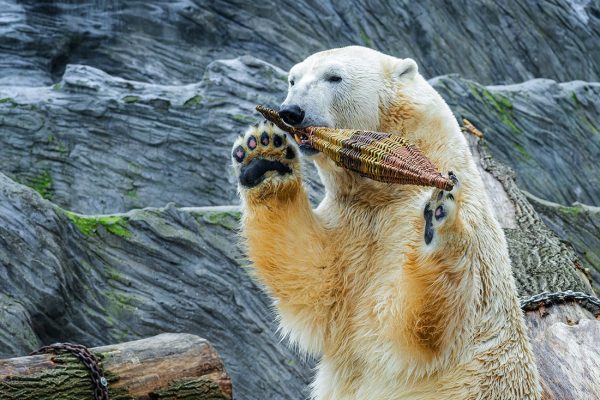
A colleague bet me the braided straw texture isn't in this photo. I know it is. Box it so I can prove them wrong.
[256,105,453,190]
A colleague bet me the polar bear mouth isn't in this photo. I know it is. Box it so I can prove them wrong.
[293,132,320,156]
[293,132,310,146]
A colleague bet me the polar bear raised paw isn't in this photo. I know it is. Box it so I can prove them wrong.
[232,121,301,198]
[424,171,460,244]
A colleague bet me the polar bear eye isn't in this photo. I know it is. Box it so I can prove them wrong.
[326,75,342,83]
[289,79,295,86]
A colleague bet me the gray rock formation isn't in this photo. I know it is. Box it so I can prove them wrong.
[1,0,598,86]
[0,172,313,400]
[2,61,598,290]
[432,77,600,207]
[0,58,281,213]
[0,60,324,214]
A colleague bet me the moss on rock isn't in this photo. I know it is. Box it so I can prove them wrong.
[64,212,132,239]
[27,170,54,200]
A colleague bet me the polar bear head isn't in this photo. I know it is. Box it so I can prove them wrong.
[279,46,439,141]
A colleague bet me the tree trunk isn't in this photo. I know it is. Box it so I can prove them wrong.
[0,333,232,400]
[525,303,600,400]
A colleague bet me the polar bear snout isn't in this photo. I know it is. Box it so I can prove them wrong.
[279,104,305,126]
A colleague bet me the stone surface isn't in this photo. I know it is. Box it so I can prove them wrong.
[0,60,323,214]
[0,173,312,400]
[432,76,600,207]
[1,0,599,86]
[2,62,598,289]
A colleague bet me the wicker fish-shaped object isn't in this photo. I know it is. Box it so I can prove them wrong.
[256,105,453,191]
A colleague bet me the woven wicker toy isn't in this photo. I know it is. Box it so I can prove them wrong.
[256,105,454,191]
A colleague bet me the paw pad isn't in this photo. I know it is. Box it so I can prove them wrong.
[233,145,245,162]
[285,147,295,159]
[247,135,257,150]
[260,131,269,146]
[434,205,445,220]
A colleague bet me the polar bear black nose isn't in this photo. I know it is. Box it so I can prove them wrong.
[279,105,305,126]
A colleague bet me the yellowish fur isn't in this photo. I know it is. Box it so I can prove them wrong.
[234,46,541,400]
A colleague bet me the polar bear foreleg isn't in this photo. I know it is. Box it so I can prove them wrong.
[232,122,332,348]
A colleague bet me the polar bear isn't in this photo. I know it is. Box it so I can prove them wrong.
[231,46,541,400]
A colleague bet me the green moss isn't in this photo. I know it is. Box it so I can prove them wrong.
[122,95,140,104]
[482,89,513,111]
[569,92,599,137]
[571,92,580,106]
[106,267,123,282]
[183,94,203,107]
[104,290,137,326]
[65,212,132,239]
[0,351,133,400]
[0,97,17,106]
[45,134,69,154]
[478,88,522,134]
[231,113,256,124]
[201,211,240,230]
[513,142,532,160]
[127,162,141,174]
[557,205,583,219]
[29,170,53,200]
[101,216,132,238]
[468,83,483,102]
[103,289,138,343]
[583,116,600,138]
[357,24,374,47]
[57,143,69,154]
[52,83,62,91]
[125,189,138,199]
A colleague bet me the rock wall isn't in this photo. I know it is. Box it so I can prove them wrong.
[2,1,598,86]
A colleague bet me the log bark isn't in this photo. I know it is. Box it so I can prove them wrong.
[0,333,232,400]
[525,303,600,400]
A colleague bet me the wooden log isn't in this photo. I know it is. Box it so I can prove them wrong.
[0,333,232,400]
[525,303,600,400]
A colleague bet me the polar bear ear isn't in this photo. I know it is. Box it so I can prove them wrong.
[395,58,418,81]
